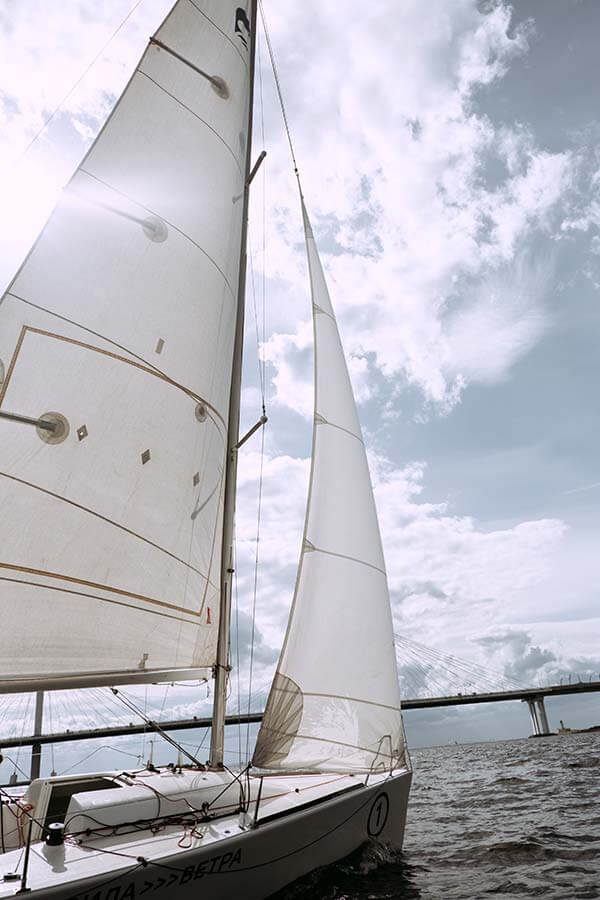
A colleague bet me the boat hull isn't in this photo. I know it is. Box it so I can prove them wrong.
[5,770,411,900]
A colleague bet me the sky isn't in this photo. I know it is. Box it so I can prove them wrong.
[0,0,599,769]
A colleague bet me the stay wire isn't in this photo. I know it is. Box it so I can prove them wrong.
[257,20,268,403]
[245,419,266,763]
[233,530,243,769]
[108,689,204,769]
[16,0,146,163]
[248,237,265,403]
[259,0,299,175]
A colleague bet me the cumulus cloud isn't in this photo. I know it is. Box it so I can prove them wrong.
[475,628,600,686]
[256,0,574,416]
[230,449,569,697]
[371,460,567,649]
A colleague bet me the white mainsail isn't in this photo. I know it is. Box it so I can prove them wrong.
[253,199,406,774]
[0,0,251,691]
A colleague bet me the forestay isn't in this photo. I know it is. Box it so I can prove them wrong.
[253,199,407,774]
[0,0,252,691]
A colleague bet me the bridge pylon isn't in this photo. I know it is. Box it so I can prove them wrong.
[524,696,551,736]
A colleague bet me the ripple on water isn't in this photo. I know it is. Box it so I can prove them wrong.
[276,733,600,899]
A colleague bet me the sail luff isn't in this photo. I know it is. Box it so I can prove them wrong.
[209,0,258,769]
[266,194,319,671]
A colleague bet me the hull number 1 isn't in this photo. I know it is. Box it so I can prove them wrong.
[367,792,389,838]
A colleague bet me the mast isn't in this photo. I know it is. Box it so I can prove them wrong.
[209,0,258,769]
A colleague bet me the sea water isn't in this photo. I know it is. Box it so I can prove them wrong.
[275,732,600,899]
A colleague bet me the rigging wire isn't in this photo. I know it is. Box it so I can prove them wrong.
[57,744,141,777]
[15,0,147,164]
[13,694,33,782]
[257,18,268,405]
[393,634,526,697]
[233,531,243,768]
[248,237,266,404]
[46,693,56,776]
[239,12,270,765]
[258,0,299,175]
[108,688,204,769]
[245,420,266,763]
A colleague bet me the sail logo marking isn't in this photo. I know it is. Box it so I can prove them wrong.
[366,792,389,838]
[235,8,250,49]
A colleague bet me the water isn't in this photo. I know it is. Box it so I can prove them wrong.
[274,732,600,899]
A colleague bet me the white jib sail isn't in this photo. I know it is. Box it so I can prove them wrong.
[253,199,406,774]
[0,0,252,691]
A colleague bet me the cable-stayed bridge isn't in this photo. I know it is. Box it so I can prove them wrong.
[1,635,599,782]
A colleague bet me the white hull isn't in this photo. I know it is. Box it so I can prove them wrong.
[0,769,411,899]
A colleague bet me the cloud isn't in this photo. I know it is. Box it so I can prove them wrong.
[476,629,556,682]
[230,609,279,670]
[371,460,568,649]
[230,449,570,698]
[475,627,600,686]
[255,0,575,418]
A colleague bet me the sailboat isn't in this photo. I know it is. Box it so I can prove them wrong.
[0,1,411,897]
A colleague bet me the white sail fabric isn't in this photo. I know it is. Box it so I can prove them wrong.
[253,200,407,774]
[0,0,252,690]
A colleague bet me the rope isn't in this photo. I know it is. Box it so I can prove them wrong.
[15,0,147,163]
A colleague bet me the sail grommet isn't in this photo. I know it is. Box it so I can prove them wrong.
[36,411,70,445]
[195,402,208,423]
[210,76,229,99]
[142,216,168,243]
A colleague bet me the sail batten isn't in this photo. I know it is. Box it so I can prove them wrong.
[0,0,252,689]
[253,196,406,774]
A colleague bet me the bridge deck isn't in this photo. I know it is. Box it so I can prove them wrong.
[0,682,598,751]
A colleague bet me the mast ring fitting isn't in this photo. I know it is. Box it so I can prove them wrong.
[142,216,168,242]
[210,76,230,99]
[37,412,70,445]
[195,402,208,423]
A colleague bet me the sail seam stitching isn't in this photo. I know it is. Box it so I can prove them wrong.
[269,686,401,713]
[4,295,227,433]
[0,323,26,406]
[0,576,194,624]
[185,0,249,70]
[313,303,334,320]
[304,543,386,576]
[136,69,243,173]
[315,416,363,444]
[78,169,236,299]
[256,727,400,760]
[0,562,208,618]
[0,471,219,591]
